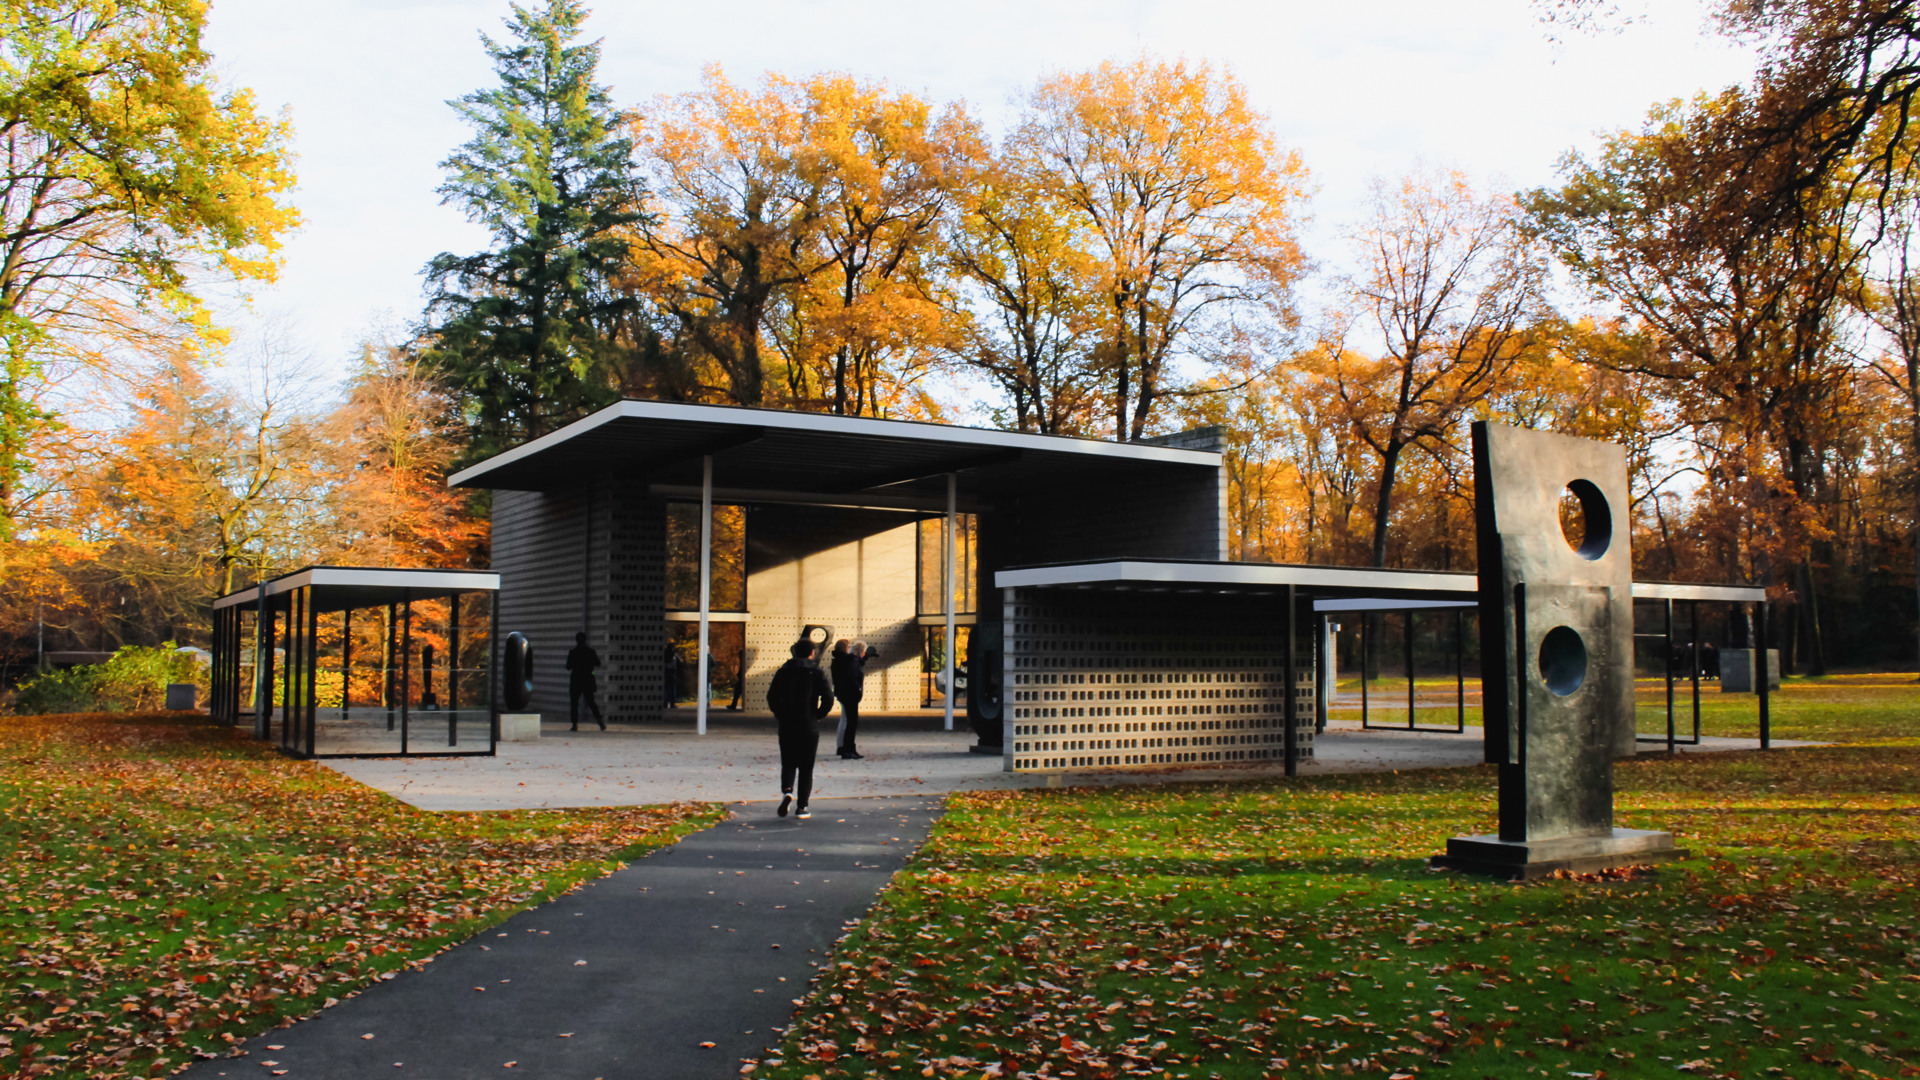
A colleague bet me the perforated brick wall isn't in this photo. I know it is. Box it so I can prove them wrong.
[602,480,665,718]
[1002,587,1313,772]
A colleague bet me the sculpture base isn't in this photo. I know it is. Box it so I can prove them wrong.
[969,743,1004,755]
[498,713,542,743]
[1429,828,1685,881]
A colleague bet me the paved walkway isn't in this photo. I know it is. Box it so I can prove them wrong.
[183,795,942,1080]
[325,710,1807,812]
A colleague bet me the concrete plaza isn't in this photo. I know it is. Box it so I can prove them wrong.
[324,708,1800,812]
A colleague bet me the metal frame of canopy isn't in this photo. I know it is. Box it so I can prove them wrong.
[994,560,1774,775]
[210,566,502,759]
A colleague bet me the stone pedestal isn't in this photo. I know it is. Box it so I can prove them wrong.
[164,683,197,711]
[498,713,542,743]
[1429,828,1685,881]
[1719,649,1780,692]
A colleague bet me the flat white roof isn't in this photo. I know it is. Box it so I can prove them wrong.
[995,560,1477,597]
[449,399,1219,492]
[995,560,1766,604]
[213,566,500,611]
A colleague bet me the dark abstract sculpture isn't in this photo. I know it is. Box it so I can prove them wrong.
[503,632,533,711]
[1432,422,1684,879]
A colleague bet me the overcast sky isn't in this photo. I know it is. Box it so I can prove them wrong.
[198,0,1757,388]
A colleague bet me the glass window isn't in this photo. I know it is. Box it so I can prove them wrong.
[666,503,746,611]
[916,514,976,617]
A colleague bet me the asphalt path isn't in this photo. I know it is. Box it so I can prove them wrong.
[182,795,943,1080]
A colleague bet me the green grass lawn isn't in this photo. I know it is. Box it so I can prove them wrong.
[0,712,722,1079]
[1334,672,1920,746]
[760,725,1920,1077]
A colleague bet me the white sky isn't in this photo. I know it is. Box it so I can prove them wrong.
[199,0,1758,391]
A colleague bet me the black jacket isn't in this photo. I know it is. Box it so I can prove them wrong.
[566,645,600,688]
[767,659,833,729]
[829,649,871,704]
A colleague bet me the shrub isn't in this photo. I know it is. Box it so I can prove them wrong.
[8,644,211,715]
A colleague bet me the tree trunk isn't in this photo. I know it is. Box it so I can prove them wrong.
[1369,441,1403,568]
[1798,561,1827,676]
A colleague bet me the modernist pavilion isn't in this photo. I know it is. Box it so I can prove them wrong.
[210,400,1768,770]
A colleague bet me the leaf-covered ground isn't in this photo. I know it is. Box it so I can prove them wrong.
[763,730,1920,1077]
[0,712,722,1079]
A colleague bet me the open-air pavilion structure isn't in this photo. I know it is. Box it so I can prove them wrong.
[994,559,1768,775]
[208,400,1775,777]
[210,566,501,758]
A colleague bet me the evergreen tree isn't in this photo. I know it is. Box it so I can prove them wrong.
[424,0,642,459]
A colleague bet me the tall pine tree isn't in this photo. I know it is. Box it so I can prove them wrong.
[424,0,641,459]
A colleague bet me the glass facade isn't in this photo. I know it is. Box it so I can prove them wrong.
[210,570,498,758]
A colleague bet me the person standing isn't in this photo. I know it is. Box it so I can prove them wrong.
[829,639,876,759]
[663,644,681,708]
[768,639,833,819]
[566,632,606,731]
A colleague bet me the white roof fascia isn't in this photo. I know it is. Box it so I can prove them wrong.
[1313,598,1479,612]
[213,568,500,610]
[993,560,1476,594]
[449,400,1220,488]
[1629,582,1766,603]
[994,562,1762,604]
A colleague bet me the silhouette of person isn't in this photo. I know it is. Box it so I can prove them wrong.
[663,644,681,708]
[566,632,605,731]
[829,638,877,759]
[727,646,748,712]
[768,639,833,819]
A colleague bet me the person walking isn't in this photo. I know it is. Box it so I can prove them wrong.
[768,639,833,819]
[566,632,606,731]
[829,639,876,759]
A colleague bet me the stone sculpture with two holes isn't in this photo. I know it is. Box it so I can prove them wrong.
[1430,422,1686,880]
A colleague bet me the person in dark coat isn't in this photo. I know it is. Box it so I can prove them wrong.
[768,639,834,819]
[663,645,681,707]
[829,638,877,759]
[566,632,606,731]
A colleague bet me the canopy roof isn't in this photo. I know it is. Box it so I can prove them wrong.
[994,559,1766,605]
[212,566,500,614]
[446,400,1219,507]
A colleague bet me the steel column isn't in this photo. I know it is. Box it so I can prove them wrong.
[1454,607,1466,733]
[1360,614,1370,728]
[944,472,957,732]
[401,597,412,756]
[1404,610,1416,730]
[1689,601,1702,742]
[1756,600,1771,750]
[697,454,713,736]
[449,593,461,747]
[1283,584,1298,777]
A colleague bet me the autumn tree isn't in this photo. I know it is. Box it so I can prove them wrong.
[1528,90,1873,671]
[0,0,297,532]
[325,341,487,569]
[945,152,1108,434]
[625,68,830,407]
[1005,57,1309,441]
[1863,221,1920,675]
[424,0,641,459]
[800,77,976,416]
[1328,168,1545,567]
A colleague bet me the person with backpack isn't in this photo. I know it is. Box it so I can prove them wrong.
[768,639,834,819]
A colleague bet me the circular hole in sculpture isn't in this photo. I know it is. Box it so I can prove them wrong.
[1558,479,1612,560]
[1539,625,1588,697]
